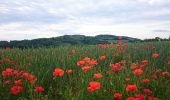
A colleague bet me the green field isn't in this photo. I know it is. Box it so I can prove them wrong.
[0,41,170,100]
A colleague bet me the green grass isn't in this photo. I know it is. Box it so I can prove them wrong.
[0,41,170,100]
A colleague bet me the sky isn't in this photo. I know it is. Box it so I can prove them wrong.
[0,0,170,41]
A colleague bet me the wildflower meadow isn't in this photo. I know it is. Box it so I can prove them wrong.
[0,41,170,100]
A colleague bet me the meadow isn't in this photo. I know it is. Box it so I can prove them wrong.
[0,41,170,100]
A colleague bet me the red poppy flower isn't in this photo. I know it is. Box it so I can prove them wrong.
[13,70,19,76]
[126,96,136,100]
[0,58,10,63]
[168,60,170,65]
[53,68,64,77]
[118,36,123,40]
[22,72,37,83]
[141,60,148,66]
[83,57,91,62]
[125,78,130,81]
[70,50,76,53]
[22,72,29,79]
[100,56,106,60]
[151,75,159,79]
[148,96,159,100]
[142,88,152,95]
[93,73,103,79]
[66,69,73,74]
[141,78,150,84]
[135,94,145,100]
[10,86,23,95]
[2,68,14,77]
[113,93,123,99]
[131,63,138,70]
[110,63,124,73]
[123,42,128,47]
[14,80,22,85]
[0,52,3,55]
[4,80,10,84]
[98,44,107,48]
[88,59,98,66]
[114,53,120,58]
[82,66,91,71]
[126,84,138,92]
[28,74,37,83]
[161,71,169,77]
[87,81,101,92]
[133,69,143,76]
[152,53,159,58]
[77,60,85,66]
[34,86,44,92]
[87,87,94,92]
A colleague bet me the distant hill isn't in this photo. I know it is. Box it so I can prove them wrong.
[0,35,141,48]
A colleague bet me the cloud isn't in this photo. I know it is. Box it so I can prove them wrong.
[153,29,170,32]
[0,0,170,40]
[138,0,170,5]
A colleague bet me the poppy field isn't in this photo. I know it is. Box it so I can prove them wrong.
[0,41,170,100]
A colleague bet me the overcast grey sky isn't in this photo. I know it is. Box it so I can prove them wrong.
[0,0,170,40]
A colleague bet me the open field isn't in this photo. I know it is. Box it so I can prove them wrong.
[0,41,170,100]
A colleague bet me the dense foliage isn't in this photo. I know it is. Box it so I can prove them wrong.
[0,35,140,48]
